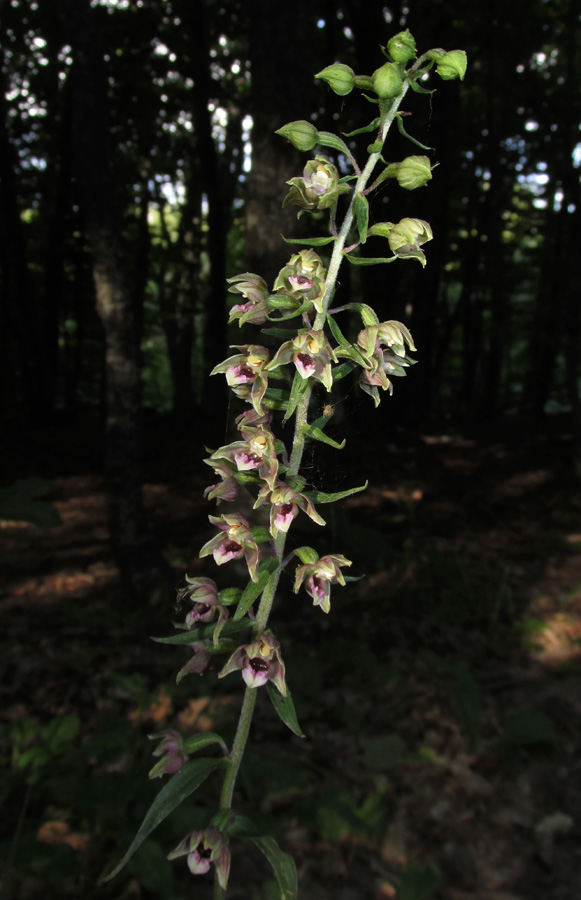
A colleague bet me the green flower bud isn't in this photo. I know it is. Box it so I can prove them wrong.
[396,155,432,190]
[371,61,403,99]
[315,63,356,97]
[387,30,416,65]
[436,50,467,81]
[275,120,318,151]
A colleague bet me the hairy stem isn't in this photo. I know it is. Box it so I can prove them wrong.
[213,83,410,898]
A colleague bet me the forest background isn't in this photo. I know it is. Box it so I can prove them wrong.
[1,1,581,899]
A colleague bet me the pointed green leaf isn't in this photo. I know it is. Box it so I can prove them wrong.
[261,328,295,339]
[152,618,254,645]
[342,118,380,137]
[326,315,369,368]
[182,733,229,756]
[266,682,305,738]
[283,371,310,422]
[102,758,227,882]
[395,113,434,149]
[251,834,298,899]
[408,78,435,96]
[344,254,398,266]
[234,559,280,621]
[267,301,313,321]
[331,360,358,382]
[304,481,367,504]
[300,423,345,449]
[353,192,369,243]
[281,234,336,247]
[315,130,352,156]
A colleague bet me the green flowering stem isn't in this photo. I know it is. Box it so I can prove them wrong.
[212,83,411,900]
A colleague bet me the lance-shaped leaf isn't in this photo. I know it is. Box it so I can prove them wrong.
[300,423,345,450]
[251,835,299,900]
[331,360,358,382]
[344,253,399,266]
[152,617,254,645]
[183,733,229,757]
[303,481,368,504]
[395,113,434,150]
[284,370,310,422]
[342,117,380,137]
[281,234,336,247]
[353,192,369,243]
[267,682,305,738]
[230,817,298,900]
[102,758,227,882]
[234,558,280,621]
[327,315,370,368]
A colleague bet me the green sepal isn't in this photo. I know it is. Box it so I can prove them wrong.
[369,163,399,191]
[300,422,345,449]
[344,253,398,266]
[315,130,352,157]
[395,113,434,150]
[343,118,380,137]
[267,293,301,309]
[152,617,254,645]
[101,758,228,882]
[353,192,369,243]
[284,371,310,422]
[233,471,261,486]
[233,558,280,621]
[281,234,336,247]
[293,546,319,564]
[266,682,305,738]
[230,817,298,900]
[182,733,229,757]
[304,481,368,504]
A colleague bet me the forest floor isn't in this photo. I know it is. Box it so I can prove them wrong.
[1,413,581,900]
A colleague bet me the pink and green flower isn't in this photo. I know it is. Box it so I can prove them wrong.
[219,631,287,695]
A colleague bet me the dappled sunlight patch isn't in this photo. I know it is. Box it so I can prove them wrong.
[128,686,173,726]
[494,468,553,499]
[37,819,90,853]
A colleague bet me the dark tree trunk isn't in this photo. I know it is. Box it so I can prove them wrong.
[244,0,318,285]
[69,0,173,605]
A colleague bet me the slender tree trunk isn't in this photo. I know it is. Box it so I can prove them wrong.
[69,0,173,605]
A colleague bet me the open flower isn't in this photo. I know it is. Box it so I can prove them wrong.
[208,424,279,491]
[294,553,352,614]
[199,513,260,582]
[211,345,270,415]
[227,272,270,326]
[168,828,230,890]
[356,321,416,406]
[268,329,337,391]
[219,631,287,695]
[254,481,326,538]
[148,730,189,779]
[272,249,327,315]
[282,156,350,212]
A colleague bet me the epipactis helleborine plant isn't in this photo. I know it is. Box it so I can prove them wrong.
[104,30,466,899]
